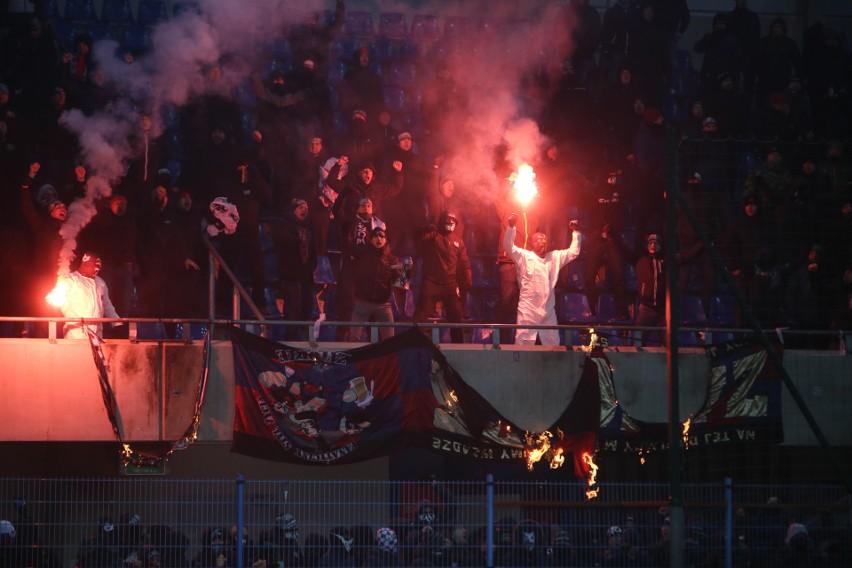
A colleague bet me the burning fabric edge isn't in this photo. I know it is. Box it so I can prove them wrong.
[230,326,601,479]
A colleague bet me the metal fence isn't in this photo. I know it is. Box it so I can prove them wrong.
[0,477,849,567]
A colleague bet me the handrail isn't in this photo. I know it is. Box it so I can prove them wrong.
[200,233,265,322]
[0,316,847,352]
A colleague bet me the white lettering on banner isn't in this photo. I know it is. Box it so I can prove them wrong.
[273,348,352,366]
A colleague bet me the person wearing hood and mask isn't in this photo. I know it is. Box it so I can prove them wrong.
[349,226,403,342]
[751,17,802,103]
[635,234,666,346]
[414,211,472,344]
[275,198,318,340]
[503,214,582,345]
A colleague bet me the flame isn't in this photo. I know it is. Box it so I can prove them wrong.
[510,163,538,207]
[582,452,599,499]
[549,447,565,469]
[682,417,692,449]
[524,430,567,471]
[524,431,552,471]
[45,277,70,307]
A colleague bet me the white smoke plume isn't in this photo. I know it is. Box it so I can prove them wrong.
[54,0,578,274]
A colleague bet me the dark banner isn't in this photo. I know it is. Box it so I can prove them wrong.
[600,338,783,452]
[230,327,599,477]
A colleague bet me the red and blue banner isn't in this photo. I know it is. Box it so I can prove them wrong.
[230,327,599,477]
[599,337,783,451]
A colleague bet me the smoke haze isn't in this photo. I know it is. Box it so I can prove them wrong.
[55,0,575,274]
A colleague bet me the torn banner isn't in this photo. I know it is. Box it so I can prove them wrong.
[230,327,599,477]
[600,337,783,451]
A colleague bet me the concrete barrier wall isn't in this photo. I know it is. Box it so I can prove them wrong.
[0,339,849,447]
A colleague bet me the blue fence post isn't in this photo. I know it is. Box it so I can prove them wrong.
[237,474,245,568]
[486,473,494,568]
[725,476,732,568]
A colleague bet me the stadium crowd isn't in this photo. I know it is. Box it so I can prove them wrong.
[0,0,850,347]
[1,493,848,567]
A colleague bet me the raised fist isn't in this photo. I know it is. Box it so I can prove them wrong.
[569,219,579,231]
[507,213,517,228]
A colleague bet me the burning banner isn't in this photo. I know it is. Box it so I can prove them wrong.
[230,327,600,477]
[599,337,783,452]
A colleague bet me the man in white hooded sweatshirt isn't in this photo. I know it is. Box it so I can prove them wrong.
[503,214,581,345]
[59,251,119,339]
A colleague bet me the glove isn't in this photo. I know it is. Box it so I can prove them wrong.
[507,213,517,228]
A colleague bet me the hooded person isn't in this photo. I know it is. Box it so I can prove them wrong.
[274,198,318,340]
[56,251,120,339]
[634,233,666,346]
[503,214,582,345]
[413,211,472,344]
[262,513,304,568]
[349,226,403,342]
[192,526,233,568]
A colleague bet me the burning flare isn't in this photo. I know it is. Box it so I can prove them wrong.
[510,163,538,207]
[45,275,71,308]
[582,452,599,499]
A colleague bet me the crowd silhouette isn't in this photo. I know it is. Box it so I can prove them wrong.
[0,0,849,347]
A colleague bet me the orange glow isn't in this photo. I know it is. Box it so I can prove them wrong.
[524,431,552,471]
[682,417,692,449]
[510,163,538,207]
[45,277,70,307]
[549,447,565,469]
[582,452,599,499]
[524,430,567,471]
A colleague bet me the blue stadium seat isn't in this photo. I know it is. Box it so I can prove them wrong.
[119,24,152,52]
[51,20,78,49]
[596,329,622,347]
[233,80,258,108]
[344,10,375,37]
[327,59,348,85]
[135,322,168,340]
[371,35,403,62]
[471,257,498,288]
[383,85,408,114]
[101,0,134,24]
[708,295,736,326]
[595,293,619,324]
[557,291,595,324]
[84,21,117,42]
[681,295,708,324]
[477,17,502,37]
[173,1,202,17]
[330,34,360,60]
[679,331,704,347]
[624,262,636,292]
[378,12,408,40]
[137,0,169,26]
[41,0,61,20]
[391,289,416,320]
[65,0,98,22]
[410,14,441,44]
[444,16,472,40]
[159,104,180,131]
[270,37,292,61]
[561,258,585,290]
[174,323,208,341]
[386,60,417,87]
